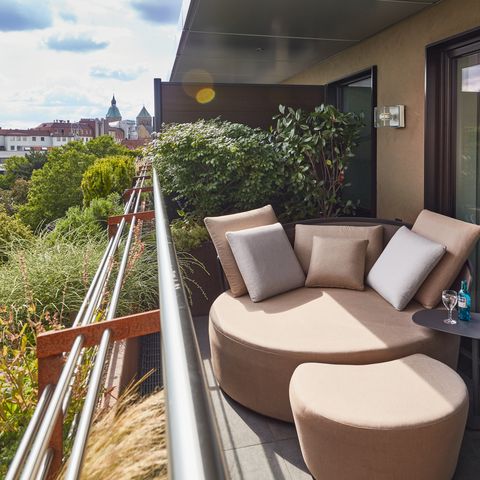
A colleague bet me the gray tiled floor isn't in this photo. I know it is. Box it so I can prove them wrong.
[194,315,480,480]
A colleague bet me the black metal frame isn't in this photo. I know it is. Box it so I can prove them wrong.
[425,27,480,215]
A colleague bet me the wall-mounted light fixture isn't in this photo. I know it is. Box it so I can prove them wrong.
[374,105,405,128]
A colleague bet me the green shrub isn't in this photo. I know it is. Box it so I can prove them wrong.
[49,193,124,242]
[149,119,283,219]
[0,209,33,252]
[81,155,135,206]
[272,104,363,219]
[170,213,210,252]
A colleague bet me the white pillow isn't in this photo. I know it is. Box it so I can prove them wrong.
[226,223,305,302]
[366,226,446,310]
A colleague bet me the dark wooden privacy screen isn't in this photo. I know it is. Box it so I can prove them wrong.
[154,79,325,131]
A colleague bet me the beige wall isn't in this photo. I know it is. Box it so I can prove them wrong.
[285,0,480,223]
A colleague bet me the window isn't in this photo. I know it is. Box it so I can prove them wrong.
[23,137,27,141]
[16,137,20,141]
[62,137,66,141]
[16,146,22,151]
[56,137,61,141]
[41,137,45,141]
[32,136,36,141]
[10,145,15,150]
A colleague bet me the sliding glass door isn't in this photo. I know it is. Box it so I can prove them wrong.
[328,68,377,217]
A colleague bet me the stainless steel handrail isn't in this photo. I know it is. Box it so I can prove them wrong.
[152,169,228,479]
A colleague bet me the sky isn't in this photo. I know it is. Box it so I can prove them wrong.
[0,0,183,128]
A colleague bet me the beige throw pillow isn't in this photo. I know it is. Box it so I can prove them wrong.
[204,205,278,297]
[412,210,480,308]
[305,237,368,290]
[294,224,383,275]
[226,223,305,302]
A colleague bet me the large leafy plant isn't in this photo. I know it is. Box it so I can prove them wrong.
[272,104,363,219]
[149,119,283,219]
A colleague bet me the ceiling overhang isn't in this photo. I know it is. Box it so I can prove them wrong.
[170,0,438,84]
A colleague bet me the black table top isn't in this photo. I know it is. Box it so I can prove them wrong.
[413,309,480,340]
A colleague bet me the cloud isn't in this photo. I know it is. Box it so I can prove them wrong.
[0,0,53,31]
[40,90,99,108]
[59,11,77,23]
[90,65,146,81]
[131,0,181,25]
[46,34,109,52]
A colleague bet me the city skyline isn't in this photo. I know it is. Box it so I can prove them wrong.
[0,0,182,129]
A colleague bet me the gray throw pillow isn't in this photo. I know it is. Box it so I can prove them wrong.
[226,223,305,302]
[366,226,446,310]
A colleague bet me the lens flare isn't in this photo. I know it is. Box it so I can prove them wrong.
[196,87,216,104]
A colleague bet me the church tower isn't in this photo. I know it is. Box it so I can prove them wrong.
[136,105,152,133]
[106,95,122,122]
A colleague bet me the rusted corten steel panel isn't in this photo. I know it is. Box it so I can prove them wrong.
[36,309,161,359]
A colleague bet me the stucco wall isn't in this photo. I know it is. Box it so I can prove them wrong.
[285,0,480,223]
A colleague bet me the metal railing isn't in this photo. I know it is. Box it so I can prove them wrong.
[7,165,227,480]
[7,166,149,480]
[152,169,227,480]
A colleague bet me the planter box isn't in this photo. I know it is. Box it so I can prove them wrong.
[186,241,224,317]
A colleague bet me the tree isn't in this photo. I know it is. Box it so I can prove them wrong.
[3,151,47,186]
[85,135,133,158]
[19,142,96,229]
[11,179,29,206]
[81,155,135,206]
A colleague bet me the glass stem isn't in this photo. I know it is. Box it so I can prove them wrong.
[449,308,453,322]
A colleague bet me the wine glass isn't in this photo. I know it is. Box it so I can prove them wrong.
[442,290,458,325]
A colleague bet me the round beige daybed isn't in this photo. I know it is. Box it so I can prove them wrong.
[209,287,460,422]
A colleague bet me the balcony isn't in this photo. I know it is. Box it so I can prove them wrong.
[4,0,480,479]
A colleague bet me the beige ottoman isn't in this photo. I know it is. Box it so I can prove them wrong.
[289,354,468,480]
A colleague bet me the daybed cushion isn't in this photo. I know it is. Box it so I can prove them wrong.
[204,205,278,297]
[367,226,446,310]
[226,223,305,302]
[305,237,368,290]
[209,287,459,421]
[294,224,383,274]
[413,209,480,308]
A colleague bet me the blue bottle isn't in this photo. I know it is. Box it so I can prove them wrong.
[457,280,471,322]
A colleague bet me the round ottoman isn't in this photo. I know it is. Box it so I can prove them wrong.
[289,354,468,480]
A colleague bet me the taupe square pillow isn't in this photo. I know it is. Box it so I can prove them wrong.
[294,224,383,275]
[226,223,305,302]
[305,237,368,290]
[204,205,278,297]
[412,210,480,308]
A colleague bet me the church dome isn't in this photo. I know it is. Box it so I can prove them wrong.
[106,95,122,120]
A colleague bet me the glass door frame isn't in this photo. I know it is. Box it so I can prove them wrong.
[326,66,378,218]
[425,27,480,215]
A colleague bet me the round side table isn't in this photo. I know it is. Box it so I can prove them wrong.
[413,309,480,430]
